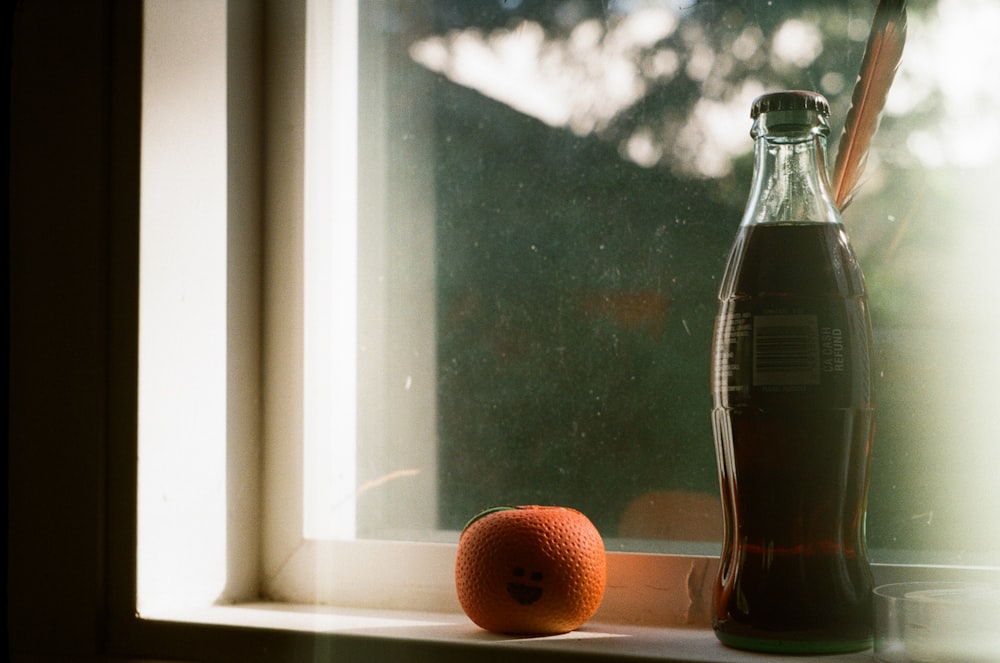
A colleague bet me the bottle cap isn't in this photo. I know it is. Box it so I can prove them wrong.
[751,90,830,119]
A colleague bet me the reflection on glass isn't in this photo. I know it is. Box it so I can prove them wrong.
[354,0,1000,564]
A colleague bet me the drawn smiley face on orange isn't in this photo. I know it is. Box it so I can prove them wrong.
[506,566,545,605]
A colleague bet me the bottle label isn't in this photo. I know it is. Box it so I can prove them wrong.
[713,303,870,407]
[752,314,820,386]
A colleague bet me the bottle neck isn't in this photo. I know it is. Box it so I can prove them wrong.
[742,111,841,226]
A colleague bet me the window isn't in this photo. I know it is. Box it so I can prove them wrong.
[134,0,1000,644]
[328,0,1000,566]
[22,1,1000,661]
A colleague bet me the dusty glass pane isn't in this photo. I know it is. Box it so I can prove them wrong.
[356,0,1000,564]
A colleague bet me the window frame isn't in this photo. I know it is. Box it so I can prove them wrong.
[9,1,1000,663]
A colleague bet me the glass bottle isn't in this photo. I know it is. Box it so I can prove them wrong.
[710,90,875,654]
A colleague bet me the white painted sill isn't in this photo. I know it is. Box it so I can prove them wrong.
[143,603,874,663]
[136,550,1000,663]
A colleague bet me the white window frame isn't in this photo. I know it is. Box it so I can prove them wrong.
[260,0,443,611]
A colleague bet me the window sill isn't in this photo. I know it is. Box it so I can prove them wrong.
[134,602,873,663]
[118,551,999,663]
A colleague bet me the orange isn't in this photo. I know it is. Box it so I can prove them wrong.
[454,505,607,635]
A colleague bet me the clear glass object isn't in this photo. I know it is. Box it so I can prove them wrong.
[874,582,1000,662]
[710,90,875,653]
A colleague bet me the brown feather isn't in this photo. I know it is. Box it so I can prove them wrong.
[832,0,908,210]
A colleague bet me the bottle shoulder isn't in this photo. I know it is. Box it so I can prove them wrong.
[719,222,867,299]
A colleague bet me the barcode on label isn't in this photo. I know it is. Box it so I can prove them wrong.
[752,314,820,386]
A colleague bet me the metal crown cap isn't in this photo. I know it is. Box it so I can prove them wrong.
[751,90,830,119]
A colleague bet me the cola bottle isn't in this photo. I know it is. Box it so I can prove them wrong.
[710,91,875,653]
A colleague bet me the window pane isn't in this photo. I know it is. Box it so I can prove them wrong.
[353,0,1000,564]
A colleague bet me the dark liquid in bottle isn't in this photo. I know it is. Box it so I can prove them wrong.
[711,222,875,654]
